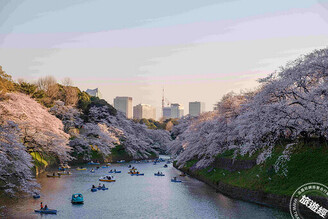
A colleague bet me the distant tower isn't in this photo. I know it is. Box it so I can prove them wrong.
[162,88,165,117]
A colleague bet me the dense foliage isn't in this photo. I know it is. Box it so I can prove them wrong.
[133,118,178,130]
[51,102,170,161]
[170,48,328,176]
[0,67,169,196]
[0,122,38,196]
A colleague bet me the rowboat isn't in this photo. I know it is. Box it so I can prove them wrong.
[34,209,57,214]
[99,175,115,182]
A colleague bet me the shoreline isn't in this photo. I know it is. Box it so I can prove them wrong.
[174,164,291,213]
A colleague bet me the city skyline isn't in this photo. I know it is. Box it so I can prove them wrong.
[111,92,203,120]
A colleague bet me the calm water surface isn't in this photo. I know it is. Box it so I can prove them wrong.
[6,156,289,219]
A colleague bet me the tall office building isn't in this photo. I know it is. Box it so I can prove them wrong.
[189,101,205,116]
[162,107,172,120]
[86,88,101,98]
[162,103,184,119]
[171,103,184,119]
[133,104,156,120]
[113,96,133,119]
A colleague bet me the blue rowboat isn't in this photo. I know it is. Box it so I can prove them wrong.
[34,209,57,214]
[130,173,144,176]
[91,188,97,192]
[102,187,108,190]
[33,194,40,199]
[71,193,84,204]
[154,173,165,176]
[171,179,182,183]
[87,162,100,165]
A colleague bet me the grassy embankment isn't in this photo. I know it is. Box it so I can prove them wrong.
[179,140,328,196]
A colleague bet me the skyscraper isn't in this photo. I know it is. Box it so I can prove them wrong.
[133,104,156,120]
[189,101,205,116]
[171,103,184,119]
[113,96,132,118]
[163,103,184,119]
[162,107,172,120]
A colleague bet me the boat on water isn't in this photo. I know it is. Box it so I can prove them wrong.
[108,170,121,173]
[90,169,95,173]
[77,167,87,171]
[154,173,165,176]
[58,171,72,175]
[91,188,98,192]
[58,163,70,171]
[117,160,125,163]
[87,161,100,165]
[33,194,40,199]
[171,178,182,183]
[71,193,84,204]
[106,163,111,166]
[163,164,168,168]
[128,171,137,174]
[34,209,57,214]
[130,173,144,176]
[47,174,60,178]
[99,175,115,182]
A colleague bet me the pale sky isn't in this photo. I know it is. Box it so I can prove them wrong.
[1,0,328,119]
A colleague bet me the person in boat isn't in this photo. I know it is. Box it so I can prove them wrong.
[99,183,102,187]
[92,185,96,189]
[114,169,116,172]
[44,205,48,210]
[173,177,177,181]
[40,202,43,209]
[53,172,55,176]
[137,171,139,174]
[157,171,160,174]
[102,184,105,188]
[106,176,111,180]
[128,165,131,168]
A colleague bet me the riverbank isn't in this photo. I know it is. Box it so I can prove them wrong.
[174,140,328,212]
[175,164,290,212]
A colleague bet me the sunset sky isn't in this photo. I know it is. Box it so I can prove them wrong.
[1,0,328,118]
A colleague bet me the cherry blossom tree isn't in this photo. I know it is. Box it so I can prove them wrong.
[0,93,71,162]
[51,101,171,161]
[0,121,39,196]
[171,47,328,171]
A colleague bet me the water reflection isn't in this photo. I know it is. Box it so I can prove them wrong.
[4,157,289,219]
